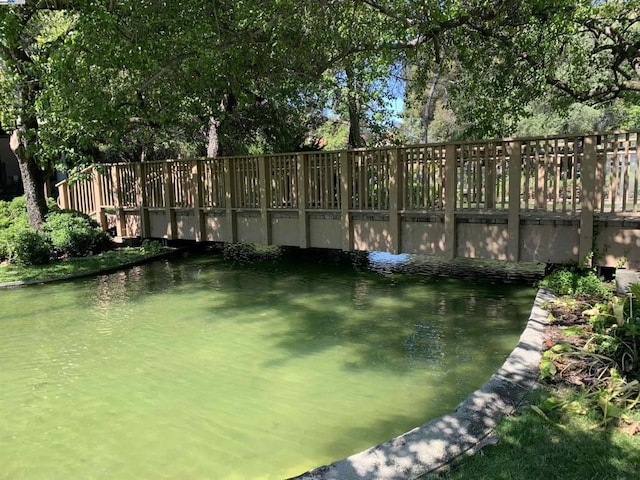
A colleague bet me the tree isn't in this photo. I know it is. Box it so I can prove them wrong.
[0,2,77,228]
[355,0,640,137]
[0,1,339,228]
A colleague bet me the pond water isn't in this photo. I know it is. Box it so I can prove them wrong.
[0,253,534,479]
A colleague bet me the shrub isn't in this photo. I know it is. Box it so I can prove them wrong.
[140,239,163,255]
[540,268,575,295]
[575,271,612,299]
[0,196,58,230]
[0,217,29,261]
[7,226,52,265]
[0,200,11,229]
[45,211,111,257]
[539,267,611,299]
[7,196,27,220]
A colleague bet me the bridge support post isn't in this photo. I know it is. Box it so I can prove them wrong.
[507,141,522,262]
[579,135,598,266]
[389,148,402,254]
[258,156,272,245]
[485,144,496,209]
[163,162,176,240]
[444,144,457,260]
[92,168,107,231]
[340,150,353,251]
[192,160,205,242]
[223,158,237,243]
[135,163,150,238]
[58,180,69,209]
[111,165,126,237]
[296,153,309,248]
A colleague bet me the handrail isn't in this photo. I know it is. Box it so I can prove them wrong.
[54,130,640,264]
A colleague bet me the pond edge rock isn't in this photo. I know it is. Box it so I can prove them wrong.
[289,287,552,480]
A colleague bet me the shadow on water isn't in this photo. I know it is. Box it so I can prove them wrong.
[73,251,534,381]
[0,250,539,477]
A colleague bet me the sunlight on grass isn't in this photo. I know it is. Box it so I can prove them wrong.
[0,246,170,284]
[434,389,640,480]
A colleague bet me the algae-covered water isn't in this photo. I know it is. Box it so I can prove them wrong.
[0,253,534,479]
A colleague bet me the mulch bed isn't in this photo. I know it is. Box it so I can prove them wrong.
[542,297,640,435]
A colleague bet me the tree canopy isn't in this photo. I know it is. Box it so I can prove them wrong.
[0,0,638,228]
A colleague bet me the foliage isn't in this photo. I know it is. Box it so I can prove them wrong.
[515,101,621,137]
[0,196,33,260]
[587,283,640,380]
[539,267,612,299]
[4,226,53,266]
[45,211,111,257]
[373,1,640,138]
[0,1,355,226]
[434,387,640,480]
[0,197,109,263]
[140,239,163,256]
[538,267,639,427]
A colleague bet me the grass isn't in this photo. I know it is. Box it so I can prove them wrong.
[0,245,170,284]
[431,388,640,480]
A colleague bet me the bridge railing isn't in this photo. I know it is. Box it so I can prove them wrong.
[56,131,640,260]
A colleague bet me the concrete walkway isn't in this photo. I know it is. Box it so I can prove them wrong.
[290,287,552,480]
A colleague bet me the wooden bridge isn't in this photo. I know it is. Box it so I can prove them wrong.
[56,131,640,268]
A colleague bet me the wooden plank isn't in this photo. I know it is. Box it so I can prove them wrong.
[444,143,457,259]
[192,160,205,241]
[296,153,309,248]
[111,165,126,237]
[163,162,176,239]
[507,141,522,262]
[223,158,237,243]
[340,150,353,251]
[579,135,597,266]
[388,147,401,254]
[135,163,149,238]
[258,155,271,245]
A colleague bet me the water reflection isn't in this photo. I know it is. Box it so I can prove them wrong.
[0,253,535,480]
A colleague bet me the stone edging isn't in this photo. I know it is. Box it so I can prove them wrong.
[289,287,552,480]
[0,248,182,289]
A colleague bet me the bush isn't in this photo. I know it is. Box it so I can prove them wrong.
[7,226,52,265]
[0,217,29,261]
[45,211,111,257]
[575,272,611,298]
[539,267,611,299]
[7,196,27,220]
[0,196,58,230]
[540,268,575,295]
[0,200,11,229]
[140,239,163,255]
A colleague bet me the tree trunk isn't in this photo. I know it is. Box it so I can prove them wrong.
[10,128,48,230]
[346,66,365,148]
[423,70,441,143]
[6,38,49,229]
[207,116,220,158]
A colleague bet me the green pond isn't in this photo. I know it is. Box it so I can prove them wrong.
[0,253,535,479]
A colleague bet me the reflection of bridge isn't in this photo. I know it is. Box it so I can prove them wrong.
[57,131,640,267]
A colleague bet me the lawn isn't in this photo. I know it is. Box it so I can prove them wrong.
[432,388,640,480]
[0,244,170,284]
